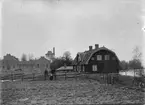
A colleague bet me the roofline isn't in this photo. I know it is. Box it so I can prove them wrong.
[85,47,120,64]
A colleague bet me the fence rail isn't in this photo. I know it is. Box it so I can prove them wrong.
[1,69,145,88]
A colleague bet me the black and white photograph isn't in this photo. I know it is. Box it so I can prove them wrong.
[0,0,145,104]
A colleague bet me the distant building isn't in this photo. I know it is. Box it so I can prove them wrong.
[0,54,19,75]
[18,60,35,69]
[0,54,51,75]
[18,60,35,74]
[45,47,55,62]
[72,44,121,73]
[1,54,19,70]
[35,56,51,74]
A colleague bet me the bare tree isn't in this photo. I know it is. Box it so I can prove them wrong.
[63,51,71,60]
[28,53,34,61]
[120,60,128,70]
[21,53,27,61]
[131,46,144,76]
[63,51,73,66]
[132,46,142,61]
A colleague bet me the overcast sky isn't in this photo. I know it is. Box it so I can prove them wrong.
[1,0,144,61]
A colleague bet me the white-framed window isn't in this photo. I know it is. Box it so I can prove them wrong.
[97,55,102,60]
[105,55,110,60]
[92,65,97,71]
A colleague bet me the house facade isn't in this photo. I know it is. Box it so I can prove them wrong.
[1,54,19,70]
[0,54,19,75]
[0,54,51,75]
[73,44,121,73]
[34,56,51,74]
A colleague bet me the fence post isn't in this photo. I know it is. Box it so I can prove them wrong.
[11,73,13,81]
[105,74,106,82]
[21,73,24,81]
[32,73,35,80]
[125,70,127,76]
[65,71,66,80]
[111,73,114,85]
[104,73,106,84]
[54,72,56,80]
[75,72,77,80]
[103,73,104,80]
[107,74,109,85]
[134,69,135,77]
[105,74,107,84]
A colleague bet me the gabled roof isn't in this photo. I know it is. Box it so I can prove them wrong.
[72,52,85,65]
[3,54,19,61]
[72,46,120,65]
[72,49,96,65]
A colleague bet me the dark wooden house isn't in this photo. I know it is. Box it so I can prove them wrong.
[72,44,121,73]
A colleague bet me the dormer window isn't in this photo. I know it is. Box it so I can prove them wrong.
[97,55,102,60]
[105,55,110,60]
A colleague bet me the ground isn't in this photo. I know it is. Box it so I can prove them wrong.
[1,75,145,105]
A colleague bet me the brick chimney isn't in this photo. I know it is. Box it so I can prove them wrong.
[89,46,93,51]
[95,44,99,49]
[53,47,55,55]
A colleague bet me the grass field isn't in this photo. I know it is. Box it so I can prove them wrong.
[1,75,145,105]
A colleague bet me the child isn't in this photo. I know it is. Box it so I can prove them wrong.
[49,72,53,80]
[50,69,56,80]
[44,69,48,80]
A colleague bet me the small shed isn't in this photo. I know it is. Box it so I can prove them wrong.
[56,66,74,72]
